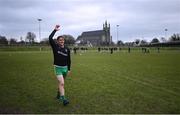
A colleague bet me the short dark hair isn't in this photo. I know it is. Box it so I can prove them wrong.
[57,36,65,40]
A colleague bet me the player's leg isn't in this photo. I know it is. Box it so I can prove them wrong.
[54,66,61,99]
[57,75,65,99]
[62,67,70,105]
[55,66,65,101]
[57,75,69,105]
[57,67,68,97]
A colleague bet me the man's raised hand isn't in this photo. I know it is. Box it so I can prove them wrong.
[55,25,60,31]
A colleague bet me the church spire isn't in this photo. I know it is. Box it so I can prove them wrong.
[105,20,107,27]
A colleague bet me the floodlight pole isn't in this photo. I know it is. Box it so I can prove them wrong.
[116,25,119,45]
[38,19,42,43]
[165,28,168,39]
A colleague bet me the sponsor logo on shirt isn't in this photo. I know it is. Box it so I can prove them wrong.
[57,51,68,56]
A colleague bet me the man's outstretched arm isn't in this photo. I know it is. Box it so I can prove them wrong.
[49,25,60,47]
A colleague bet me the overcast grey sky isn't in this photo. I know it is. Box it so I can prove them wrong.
[0,0,180,42]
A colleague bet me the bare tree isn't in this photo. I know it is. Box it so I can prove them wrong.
[9,38,17,44]
[134,39,140,45]
[117,40,124,46]
[140,40,148,45]
[26,32,36,44]
[0,35,8,45]
[169,33,180,41]
[62,34,75,45]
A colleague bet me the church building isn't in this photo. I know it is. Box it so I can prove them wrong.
[77,21,111,46]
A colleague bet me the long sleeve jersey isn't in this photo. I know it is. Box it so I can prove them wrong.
[49,30,71,70]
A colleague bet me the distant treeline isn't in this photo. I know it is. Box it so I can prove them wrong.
[0,33,180,47]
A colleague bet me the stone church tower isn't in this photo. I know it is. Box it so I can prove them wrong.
[103,20,111,45]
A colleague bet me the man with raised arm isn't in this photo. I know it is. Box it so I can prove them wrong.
[49,25,71,106]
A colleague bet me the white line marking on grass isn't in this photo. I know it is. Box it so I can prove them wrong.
[79,63,180,97]
[117,72,180,97]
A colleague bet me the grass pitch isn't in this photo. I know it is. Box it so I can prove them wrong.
[0,49,180,113]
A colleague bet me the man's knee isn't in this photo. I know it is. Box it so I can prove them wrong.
[59,82,64,87]
[57,75,64,87]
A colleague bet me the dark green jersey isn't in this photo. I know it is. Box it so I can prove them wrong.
[49,30,71,70]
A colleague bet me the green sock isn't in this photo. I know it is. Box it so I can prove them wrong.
[60,96,65,101]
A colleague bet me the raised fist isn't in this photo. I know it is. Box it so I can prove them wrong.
[55,25,60,31]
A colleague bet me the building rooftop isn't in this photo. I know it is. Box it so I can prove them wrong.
[81,30,105,37]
